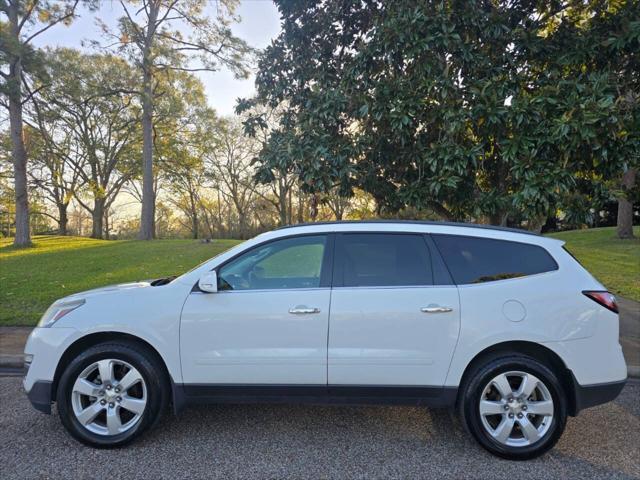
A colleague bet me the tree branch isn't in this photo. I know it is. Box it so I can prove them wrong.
[24,0,80,44]
[17,0,38,32]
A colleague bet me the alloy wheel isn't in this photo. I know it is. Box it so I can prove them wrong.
[71,359,147,436]
[479,370,554,447]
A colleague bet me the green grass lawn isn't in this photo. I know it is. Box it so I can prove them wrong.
[0,236,241,326]
[0,226,638,326]
[548,226,639,302]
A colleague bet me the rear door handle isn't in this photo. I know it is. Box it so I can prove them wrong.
[289,306,321,315]
[421,305,453,314]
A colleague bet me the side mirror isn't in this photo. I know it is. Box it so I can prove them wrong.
[198,271,218,293]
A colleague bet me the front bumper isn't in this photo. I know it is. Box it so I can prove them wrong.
[26,381,53,414]
[23,327,77,414]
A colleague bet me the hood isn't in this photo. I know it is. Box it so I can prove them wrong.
[63,281,152,301]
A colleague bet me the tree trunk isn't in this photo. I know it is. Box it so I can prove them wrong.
[138,3,158,240]
[617,167,636,239]
[58,203,69,235]
[91,199,105,239]
[192,214,199,239]
[191,208,199,239]
[139,66,155,240]
[7,6,30,247]
[488,210,508,226]
[309,194,318,221]
[297,191,304,223]
[9,93,30,246]
[278,185,288,226]
[216,190,222,236]
[189,191,199,239]
[526,215,547,234]
[104,210,110,240]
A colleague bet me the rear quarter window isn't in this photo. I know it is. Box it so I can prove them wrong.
[432,234,558,285]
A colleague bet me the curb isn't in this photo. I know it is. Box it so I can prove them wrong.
[0,355,24,370]
[0,354,24,377]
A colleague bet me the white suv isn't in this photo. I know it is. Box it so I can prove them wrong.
[23,221,627,459]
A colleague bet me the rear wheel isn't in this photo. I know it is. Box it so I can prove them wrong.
[56,342,167,447]
[459,355,567,460]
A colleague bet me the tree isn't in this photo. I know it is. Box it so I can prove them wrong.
[100,0,251,240]
[0,130,16,236]
[244,1,640,229]
[206,118,260,239]
[162,117,212,239]
[617,167,637,238]
[23,88,84,234]
[44,49,140,239]
[153,71,208,238]
[1,0,86,245]
[321,186,351,221]
[237,102,299,226]
[593,2,640,238]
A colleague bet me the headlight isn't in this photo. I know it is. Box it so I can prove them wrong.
[38,298,86,327]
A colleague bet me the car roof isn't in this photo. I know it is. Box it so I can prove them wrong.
[260,219,566,249]
[276,220,539,236]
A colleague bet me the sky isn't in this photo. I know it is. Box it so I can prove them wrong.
[32,0,282,116]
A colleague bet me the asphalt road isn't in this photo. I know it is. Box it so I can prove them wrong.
[1,378,639,480]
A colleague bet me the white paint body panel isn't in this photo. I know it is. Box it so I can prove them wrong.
[180,289,330,384]
[328,286,460,385]
[24,280,189,391]
[24,222,627,402]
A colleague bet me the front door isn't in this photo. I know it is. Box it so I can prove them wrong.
[180,234,332,385]
[328,233,460,386]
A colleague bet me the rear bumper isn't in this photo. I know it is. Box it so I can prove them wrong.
[573,377,626,414]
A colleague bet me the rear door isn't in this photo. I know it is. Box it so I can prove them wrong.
[328,233,460,386]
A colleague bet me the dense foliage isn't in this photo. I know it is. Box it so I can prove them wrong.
[241,0,640,227]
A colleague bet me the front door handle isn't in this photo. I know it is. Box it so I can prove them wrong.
[289,306,321,315]
[421,305,453,314]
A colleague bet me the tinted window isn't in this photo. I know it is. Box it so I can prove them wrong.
[336,234,432,287]
[218,235,326,290]
[432,234,558,284]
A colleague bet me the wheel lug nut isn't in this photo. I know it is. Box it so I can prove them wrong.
[115,387,120,393]
[117,396,122,402]
[508,413,514,418]
[106,385,112,390]
[109,402,115,408]
[517,413,523,419]
[100,400,106,406]
[522,405,527,411]
[503,405,509,411]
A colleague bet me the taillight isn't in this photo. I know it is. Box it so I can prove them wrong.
[582,290,619,314]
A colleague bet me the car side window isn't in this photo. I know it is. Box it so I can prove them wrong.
[218,235,327,291]
[335,233,433,287]
[431,234,558,284]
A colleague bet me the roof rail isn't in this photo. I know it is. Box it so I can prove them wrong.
[275,219,540,236]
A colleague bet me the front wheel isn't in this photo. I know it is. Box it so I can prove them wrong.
[459,355,567,460]
[56,342,168,447]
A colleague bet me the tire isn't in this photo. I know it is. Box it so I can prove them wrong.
[459,354,567,460]
[56,341,168,448]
